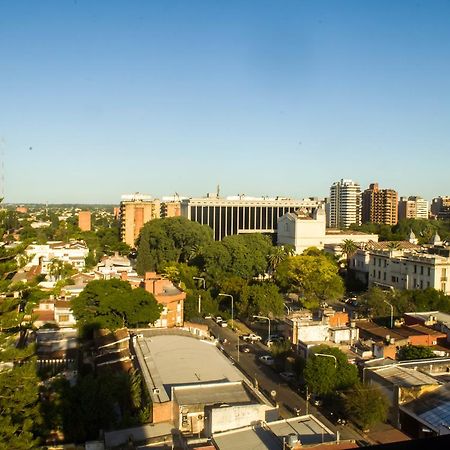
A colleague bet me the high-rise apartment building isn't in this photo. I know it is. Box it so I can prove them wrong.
[161,201,182,218]
[398,196,429,220]
[361,183,398,225]
[119,194,160,246]
[431,196,450,220]
[78,210,91,231]
[328,179,361,228]
[181,194,320,240]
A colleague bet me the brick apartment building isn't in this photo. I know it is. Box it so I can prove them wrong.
[362,183,398,225]
[142,272,185,327]
[78,210,91,231]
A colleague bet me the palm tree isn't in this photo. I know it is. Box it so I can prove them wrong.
[340,239,358,270]
[267,246,293,276]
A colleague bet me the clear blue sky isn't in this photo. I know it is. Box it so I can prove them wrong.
[1,0,449,203]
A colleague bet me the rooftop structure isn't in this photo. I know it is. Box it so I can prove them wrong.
[133,335,245,403]
[400,383,450,437]
[212,415,342,450]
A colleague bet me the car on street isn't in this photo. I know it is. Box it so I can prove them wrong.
[240,345,251,353]
[264,336,284,347]
[215,316,223,323]
[279,371,296,383]
[259,355,275,366]
[220,321,228,327]
[242,333,262,342]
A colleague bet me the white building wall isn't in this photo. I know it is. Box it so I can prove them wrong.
[297,323,329,343]
[368,251,450,294]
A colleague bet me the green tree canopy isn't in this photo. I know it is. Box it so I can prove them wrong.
[0,361,42,449]
[304,345,358,395]
[136,217,213,274]
[344,383,389,431]
[398,345,435,361]
[275,252,344,309]
[71,279,162,330]
[201,234,274,282]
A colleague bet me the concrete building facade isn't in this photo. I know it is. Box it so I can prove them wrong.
[181,194,321,241]
[431,196,450,219]
[328,179,361,228]
[119,194,161,247]
[78,210,91,231]
[277,207,378,254]
[368,249,450,295]
[398,196,429,220]
[142,272,185,328]
[361,183,398,225]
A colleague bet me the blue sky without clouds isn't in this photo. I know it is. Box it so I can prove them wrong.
[1,0,449,203]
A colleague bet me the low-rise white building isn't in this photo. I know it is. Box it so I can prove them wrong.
[368,248,450,295]
[277,207,378,254]
[25,240,89,274]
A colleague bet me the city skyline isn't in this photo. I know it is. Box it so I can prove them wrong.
[1,1,449,203]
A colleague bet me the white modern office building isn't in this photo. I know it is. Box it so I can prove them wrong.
[328,179,361,228]
[181,194,321,240]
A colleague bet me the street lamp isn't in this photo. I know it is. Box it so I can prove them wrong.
[193,277,206,314]
[253,315,271,342]
[218,293,234,329]
[384,299,394,329]
[315,353,337,368]
[219,293,239,361]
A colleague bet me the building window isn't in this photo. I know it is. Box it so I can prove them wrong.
[420,280,423,289]
[384,260,387,268]
[414,265,417,274]
[383,272,386,281]
[428,267,431,277]
[59,314,70,322]
[378,270,381,279]
[420,266,424,275]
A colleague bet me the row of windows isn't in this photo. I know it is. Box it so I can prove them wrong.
[372,269,432,289]
[189,205,299,240]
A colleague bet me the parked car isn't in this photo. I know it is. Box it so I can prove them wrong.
[259,355,275,366]
[240,345,251,353]
[242,333,262,342]
[215,316,223,323]
[279,371,296,383]
[204,313,213,319]
[220,321,228,327]
[264,336,284,347]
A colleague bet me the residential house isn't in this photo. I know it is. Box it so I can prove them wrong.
[142,272,185,328]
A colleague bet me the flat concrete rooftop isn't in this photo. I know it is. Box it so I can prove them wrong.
[133,335,244,401]
[173,381,253,406]
[371,365,439,387]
